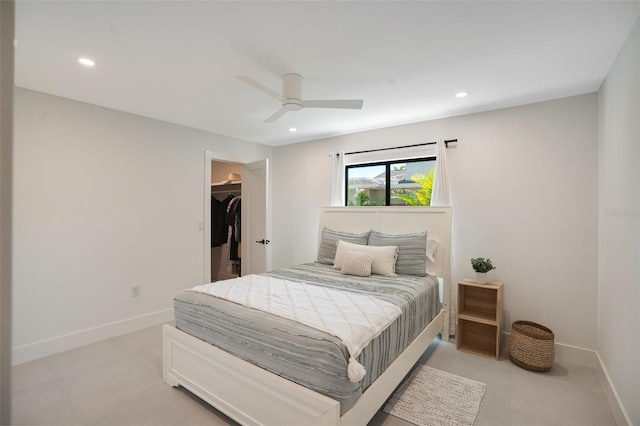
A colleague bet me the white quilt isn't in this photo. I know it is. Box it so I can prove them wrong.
[189,274,402,382]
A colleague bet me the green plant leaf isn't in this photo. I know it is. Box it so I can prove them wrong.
[393,169,435,206]
[470,257,496,273]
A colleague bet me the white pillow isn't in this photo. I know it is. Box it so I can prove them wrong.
[334,240,398,276]
[340,252,374,277]
[426,238,439,263]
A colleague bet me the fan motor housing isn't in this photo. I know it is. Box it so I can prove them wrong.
[283,100,303,111]
[283,73,303,95]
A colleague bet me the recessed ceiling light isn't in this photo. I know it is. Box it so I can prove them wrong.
[456,92,468,98]
[78,57,95,67]
[289,128,297,132]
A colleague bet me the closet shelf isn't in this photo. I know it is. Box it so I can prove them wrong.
[211,182,241,195]
[211,181,241,187]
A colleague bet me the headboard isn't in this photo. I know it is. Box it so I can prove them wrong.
[318,206,452,280]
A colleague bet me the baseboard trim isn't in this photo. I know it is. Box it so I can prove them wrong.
[502,332,629,424]
[595,352,632,426]
[12,308,174,365]
[552,341,598,367]
[502,332,597,367]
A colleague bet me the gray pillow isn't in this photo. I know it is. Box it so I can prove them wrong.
[368,230,427,276]
[317,227,370,265]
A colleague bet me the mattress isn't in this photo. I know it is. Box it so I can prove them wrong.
[173,262,439,414]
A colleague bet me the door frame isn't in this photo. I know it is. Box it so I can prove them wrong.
[204,151,241,283]
[203,151,271,283]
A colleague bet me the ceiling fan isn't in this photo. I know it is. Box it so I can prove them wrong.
[237,73,364,123]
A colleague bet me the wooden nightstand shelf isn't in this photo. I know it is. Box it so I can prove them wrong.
[457,280,503,359]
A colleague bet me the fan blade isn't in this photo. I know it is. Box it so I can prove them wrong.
[236,76,284,101]
[263,108,288,123]
[301,99,363,109]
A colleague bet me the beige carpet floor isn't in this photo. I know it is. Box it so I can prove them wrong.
[12,324,617,425]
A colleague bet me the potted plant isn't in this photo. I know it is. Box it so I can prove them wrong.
[470,257,496,284]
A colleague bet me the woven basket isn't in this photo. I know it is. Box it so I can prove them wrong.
[509,321,555,372]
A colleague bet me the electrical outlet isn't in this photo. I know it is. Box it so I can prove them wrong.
[131,285,141,298]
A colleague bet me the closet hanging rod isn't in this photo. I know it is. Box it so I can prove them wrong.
[344,139,457,156]
[211,190,241,195]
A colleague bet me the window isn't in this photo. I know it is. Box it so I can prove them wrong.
[345,157,436,206]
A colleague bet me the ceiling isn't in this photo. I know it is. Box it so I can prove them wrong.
[15,1,640,147]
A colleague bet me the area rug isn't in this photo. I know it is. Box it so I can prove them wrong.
[383,365,486,426]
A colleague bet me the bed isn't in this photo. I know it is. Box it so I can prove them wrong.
[163,206,452,426]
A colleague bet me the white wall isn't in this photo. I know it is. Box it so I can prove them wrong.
[12,88,271,364]
[598,17,639,426]
[272,94,599,350]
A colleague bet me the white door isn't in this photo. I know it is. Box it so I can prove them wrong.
[242,159,271,275]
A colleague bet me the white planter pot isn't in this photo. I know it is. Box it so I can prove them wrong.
[475,272,488,284]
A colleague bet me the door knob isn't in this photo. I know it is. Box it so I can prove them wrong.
[255,239,270,245]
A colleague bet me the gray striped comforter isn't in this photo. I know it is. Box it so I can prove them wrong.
[174,262,439,414]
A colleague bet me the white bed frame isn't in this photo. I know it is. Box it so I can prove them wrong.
[163,206,452,426]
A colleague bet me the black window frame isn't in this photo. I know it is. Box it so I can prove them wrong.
[344,156,436,206]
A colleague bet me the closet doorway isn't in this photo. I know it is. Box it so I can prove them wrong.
[203,151,270,283]
[210,161,242,282]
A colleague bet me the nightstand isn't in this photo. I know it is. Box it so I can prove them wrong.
[457,280,503,359]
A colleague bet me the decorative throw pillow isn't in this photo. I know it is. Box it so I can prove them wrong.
[426,238,439,263]
[317,228,370,265]
[334,240,398,276]
[340,252,374,277]
[368,230,428,276]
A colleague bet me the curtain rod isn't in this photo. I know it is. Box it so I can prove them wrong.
[344,139,457,156]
